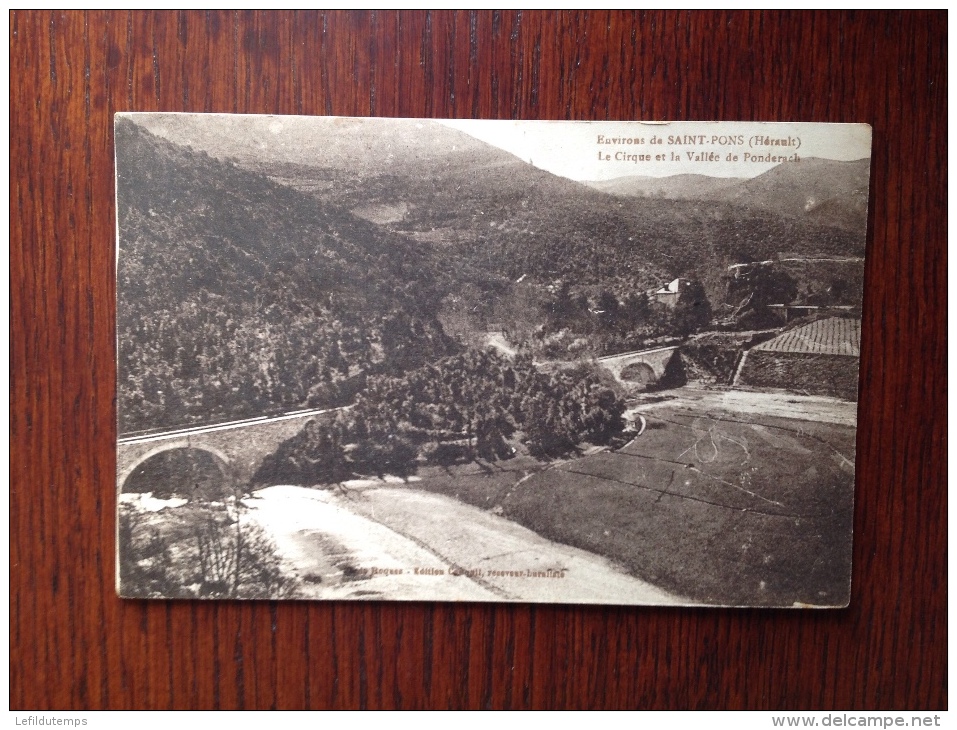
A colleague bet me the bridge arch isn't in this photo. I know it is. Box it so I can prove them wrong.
[619,361,657,385]
[117,407,347,495]
[596,345,682,388]
[119,441,235,498]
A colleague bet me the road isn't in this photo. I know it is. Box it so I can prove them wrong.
[628,385,858,427]
[485,332,517,357]
[246,482,684,604]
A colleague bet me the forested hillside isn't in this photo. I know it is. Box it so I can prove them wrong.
[116,117,868,434]
[291,157,866,295]
[254,349,626,486]
[584,158,870,233]
[115,120,456,433]
[138,116,866,292]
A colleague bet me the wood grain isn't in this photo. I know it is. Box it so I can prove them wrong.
[10,10,946,710]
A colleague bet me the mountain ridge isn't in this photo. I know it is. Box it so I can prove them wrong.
[115,118,869,432]
[582,157,871,231]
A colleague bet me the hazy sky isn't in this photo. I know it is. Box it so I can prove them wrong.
[125,113,871,183]
[438,119,872,180]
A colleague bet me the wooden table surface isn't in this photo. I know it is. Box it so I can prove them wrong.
[10,11,946,710]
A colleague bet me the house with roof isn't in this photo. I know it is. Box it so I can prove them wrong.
[653,278,692,308]
[733,316,861,400]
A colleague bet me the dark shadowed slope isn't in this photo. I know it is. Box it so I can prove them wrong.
[115,118,455,433]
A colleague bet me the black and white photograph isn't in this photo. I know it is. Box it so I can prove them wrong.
[115,115,871,607]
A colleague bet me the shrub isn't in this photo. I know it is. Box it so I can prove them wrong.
[118,498,299,599]
[193,501,297,599]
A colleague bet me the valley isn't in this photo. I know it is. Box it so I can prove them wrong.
[115,115,867,606]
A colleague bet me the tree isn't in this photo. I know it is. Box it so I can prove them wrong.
[621,291,651,329]
[595,289,622,330]
[351,433,418,479]
[672,279,712,335]
[296,418,349,484]
[579,385,626,444]
[725,264,797,327]
[119,488,298,599]
[547,280,585,330]
[251,418,349,487]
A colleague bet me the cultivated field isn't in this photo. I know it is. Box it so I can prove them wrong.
[500,401,855,606]
[121,384,856,607]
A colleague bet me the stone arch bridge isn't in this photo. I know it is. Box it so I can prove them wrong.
[595,345,682,386]
[117,407,343,493]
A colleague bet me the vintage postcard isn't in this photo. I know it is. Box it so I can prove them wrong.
[115,115,870,606]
